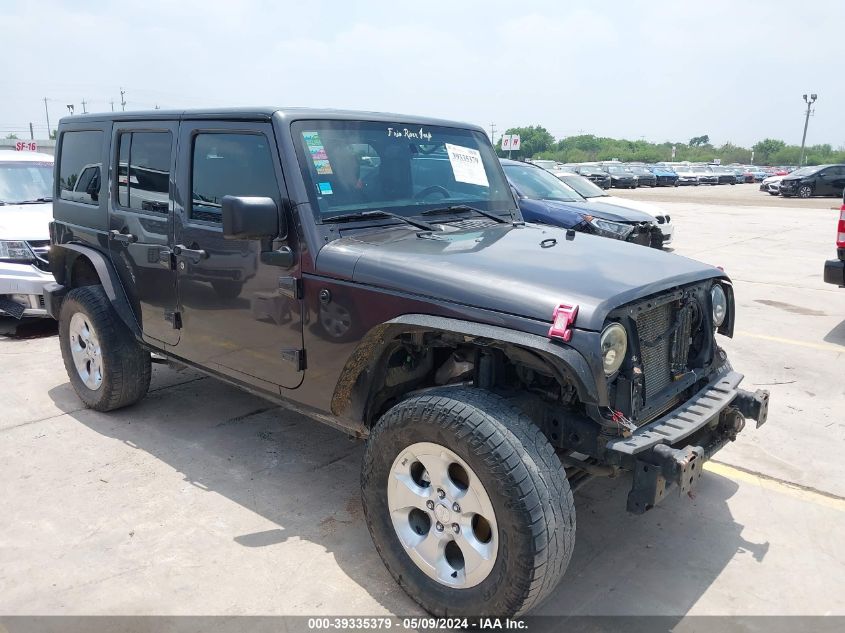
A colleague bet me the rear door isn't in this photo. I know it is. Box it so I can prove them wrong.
[172,120,304,392]
[108,123,180,345]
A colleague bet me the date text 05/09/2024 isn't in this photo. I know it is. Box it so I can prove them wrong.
[307,617,528,630]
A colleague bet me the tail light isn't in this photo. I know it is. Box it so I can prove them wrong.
[837,205,845,249]
[548,304,579,342]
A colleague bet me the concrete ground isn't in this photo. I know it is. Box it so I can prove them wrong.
[1,185,844,616]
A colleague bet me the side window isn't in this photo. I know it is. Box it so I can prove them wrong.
[115,131,172,213]
[190,133,278,223]
[59,130,103,205]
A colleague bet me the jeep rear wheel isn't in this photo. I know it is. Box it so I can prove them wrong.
[59,285,151,411]
[361,387,575,617]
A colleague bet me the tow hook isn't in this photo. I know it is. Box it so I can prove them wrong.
[719,406,746,442]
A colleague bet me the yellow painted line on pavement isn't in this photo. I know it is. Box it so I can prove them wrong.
[704,461,845,512]
[734,330,844,353]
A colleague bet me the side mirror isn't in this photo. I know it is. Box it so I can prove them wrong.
[221,196,282,240]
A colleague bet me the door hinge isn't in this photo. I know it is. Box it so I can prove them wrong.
[165,310,182,329]
[278,277,303,300]
[281,348,306,371]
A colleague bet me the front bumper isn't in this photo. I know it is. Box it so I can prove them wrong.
[824,258,845,287]
[0,261,54,318]
[611,178,637,188]
[658,223,674,245]
[677,177,698,185]
[606,370,769,513]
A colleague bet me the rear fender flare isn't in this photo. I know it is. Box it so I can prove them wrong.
[50,243,141,337]
[331,314,599,425]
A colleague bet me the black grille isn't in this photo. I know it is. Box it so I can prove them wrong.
[636,301,693,401]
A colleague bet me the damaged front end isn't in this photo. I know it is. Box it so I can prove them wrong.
[606,369,770,512]
[585,280,769,513]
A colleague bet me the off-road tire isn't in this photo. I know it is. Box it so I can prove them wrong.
[59,285,151,411]
[361,387,575,617]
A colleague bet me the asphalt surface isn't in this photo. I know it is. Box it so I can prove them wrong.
[1,185,844,617]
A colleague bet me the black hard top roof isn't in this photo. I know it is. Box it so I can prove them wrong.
[58,107,482,131]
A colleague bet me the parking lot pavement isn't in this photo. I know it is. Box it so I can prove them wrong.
[1,195,844,616]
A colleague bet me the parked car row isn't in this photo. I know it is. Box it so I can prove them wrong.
[528,160,795,189]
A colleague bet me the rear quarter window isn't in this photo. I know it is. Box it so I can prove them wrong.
[58,130,103,205]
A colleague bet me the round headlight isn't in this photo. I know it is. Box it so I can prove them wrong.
[711,284,727,327]
[600,323,627,376]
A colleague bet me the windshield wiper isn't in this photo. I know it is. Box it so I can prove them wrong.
[323,210,436,232]
[420,204,509,224]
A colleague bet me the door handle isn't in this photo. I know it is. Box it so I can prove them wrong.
[173,244,209,264]
[109,229,137,244]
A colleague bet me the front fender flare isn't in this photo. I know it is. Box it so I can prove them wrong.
[330,314,600,425]
[49,243,141,337]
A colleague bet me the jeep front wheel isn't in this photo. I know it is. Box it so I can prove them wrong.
[361,387,575,617]
[59,285,151,411]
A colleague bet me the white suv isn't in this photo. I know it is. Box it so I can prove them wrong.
[0,150,55,318]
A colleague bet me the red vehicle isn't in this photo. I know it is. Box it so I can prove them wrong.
[823,190,845,287]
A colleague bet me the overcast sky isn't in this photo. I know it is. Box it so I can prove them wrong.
[3,0,843,148]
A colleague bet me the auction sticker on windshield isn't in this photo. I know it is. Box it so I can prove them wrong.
[445,143,489,187]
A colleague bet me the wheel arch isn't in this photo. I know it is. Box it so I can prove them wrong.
[49,243,141,337]
[331,314,599,427]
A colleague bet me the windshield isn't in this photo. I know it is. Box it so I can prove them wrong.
[503,164,583,202]
[629,166,650,174]
[292,120,515,221]
[0,161,54,203]
[605,165,630,174]
[558,174,607,198]
[788,166,820,177]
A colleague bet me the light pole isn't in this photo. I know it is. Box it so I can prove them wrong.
[799,93,817,166]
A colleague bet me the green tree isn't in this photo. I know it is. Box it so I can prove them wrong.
[5,133,18,139]
[752,139,786,164]
[497,125,554,159]
[689,135,710,147]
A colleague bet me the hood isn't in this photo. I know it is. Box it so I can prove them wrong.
[519,198,654,224]
[316,222,723,331]
[590,196,662,219]
[571,199,655,223]
[762,175,784,185]
[0,203,52,240]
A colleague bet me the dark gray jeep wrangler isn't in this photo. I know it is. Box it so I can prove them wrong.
[44,108,769,617]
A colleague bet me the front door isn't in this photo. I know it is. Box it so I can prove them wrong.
[172,121,304,392]
[820,166,845,197]
[107,123,180,345]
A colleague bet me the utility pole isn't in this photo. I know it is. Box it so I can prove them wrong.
[110,100,115,112]
[81,99,87,114]
[489,122,497,147]
[120,88,126,111]
[29,123,34,140]
[799,93,817,166]
[43,97,51,138]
